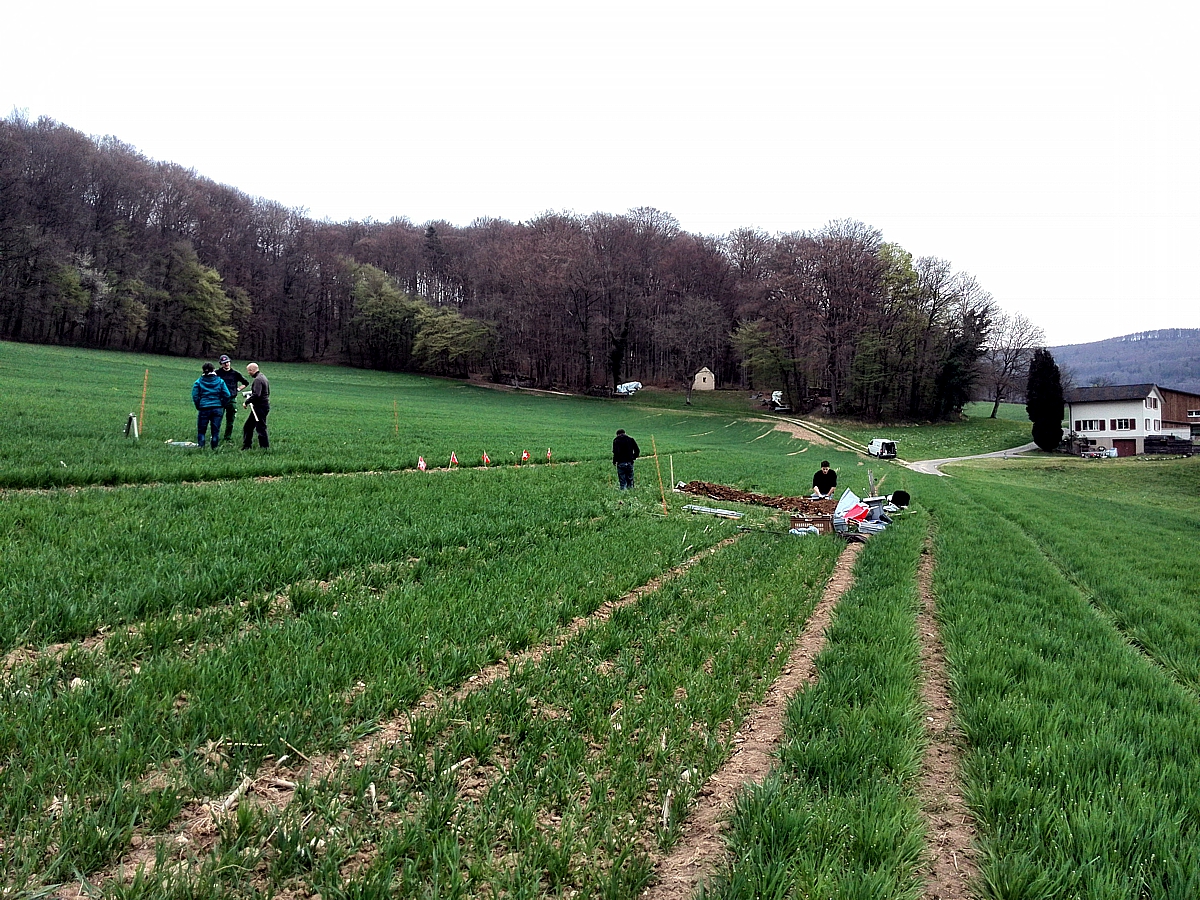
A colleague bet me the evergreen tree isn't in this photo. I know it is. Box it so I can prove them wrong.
[1026,347,1065,451]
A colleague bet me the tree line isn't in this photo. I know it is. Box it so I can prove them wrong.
[0,113,1038,420]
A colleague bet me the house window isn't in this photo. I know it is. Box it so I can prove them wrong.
[1113,418,1134,430]
[1146,419,1151,430]
[1145,397,1158,409]
[1188,410,1200,418]
[1154,419,1160,431]
[1078,419,1102,431]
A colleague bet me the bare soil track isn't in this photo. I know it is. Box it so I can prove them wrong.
[916,536,978,899]
[642,541,862,898]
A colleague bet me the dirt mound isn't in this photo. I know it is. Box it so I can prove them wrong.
[677,481,837,515]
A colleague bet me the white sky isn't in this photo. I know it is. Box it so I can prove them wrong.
[4,0,1198,346]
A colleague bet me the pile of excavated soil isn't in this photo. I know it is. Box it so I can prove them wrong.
[677,481,837,515]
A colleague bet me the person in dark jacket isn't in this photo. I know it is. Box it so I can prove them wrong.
[241,363,271,450]
[192,362,231,449]
[812,461,838,499]
[215,355,249,441]
[612,428,640,490]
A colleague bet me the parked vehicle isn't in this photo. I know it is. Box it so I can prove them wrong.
[867,439,898,459]
[767,390,791,413]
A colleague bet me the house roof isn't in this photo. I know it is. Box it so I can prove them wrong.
[1064,384,1157,403]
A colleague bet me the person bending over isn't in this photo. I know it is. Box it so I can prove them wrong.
[812,460,837,499]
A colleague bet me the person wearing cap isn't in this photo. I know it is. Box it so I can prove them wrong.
[215,355,249,442]
[812,460,837,499]
[192,362,231,449]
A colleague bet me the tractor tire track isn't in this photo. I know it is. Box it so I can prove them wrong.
[642,540,863,899]
[915,534,978,900]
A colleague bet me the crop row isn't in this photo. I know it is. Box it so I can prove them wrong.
[2,464,717,651]
[925,476,1200,897]
[949,462,1200,693]
[3,514,843,895]
[2,466,747,885]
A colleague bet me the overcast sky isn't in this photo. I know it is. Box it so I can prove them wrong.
[4,0,1197,346]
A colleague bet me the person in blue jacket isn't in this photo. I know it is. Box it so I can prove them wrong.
[192,362,231,449]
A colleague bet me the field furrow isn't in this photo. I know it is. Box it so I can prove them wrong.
[914,532,978,900]
[643,540,862,898]
[699,509,930,899]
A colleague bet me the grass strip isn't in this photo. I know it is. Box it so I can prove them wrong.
[0,473,733,887]
[926,479,1200,898]
[948,462,1200,694]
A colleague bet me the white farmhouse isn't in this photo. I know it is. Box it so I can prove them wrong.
[1064,384,1192,455]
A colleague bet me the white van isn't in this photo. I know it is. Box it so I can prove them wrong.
[867,439,898,459]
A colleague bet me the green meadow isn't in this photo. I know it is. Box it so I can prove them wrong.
[2,340,1198,899]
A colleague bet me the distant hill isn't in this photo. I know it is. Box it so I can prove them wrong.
[1051,329,1200,394]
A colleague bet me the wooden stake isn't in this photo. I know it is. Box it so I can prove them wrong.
[139,369,149,436]
[652,436,668,516]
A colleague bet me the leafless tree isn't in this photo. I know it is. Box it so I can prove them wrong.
[981,313,1045,417]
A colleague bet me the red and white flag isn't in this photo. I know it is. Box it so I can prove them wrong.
[546,447,552,461]
[417,456,427,471]
[521,450,530,462]
[450,451,458,466]
[482,451,491,465]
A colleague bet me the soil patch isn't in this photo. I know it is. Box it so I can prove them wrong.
[769,420,834,446]
[677,481,836,515]
[643,541,863,898]
[915,538,979,898]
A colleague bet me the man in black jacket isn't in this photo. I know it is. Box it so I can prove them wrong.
[612,429,640,490]
[812,461,837,499]
[216,355,249,442]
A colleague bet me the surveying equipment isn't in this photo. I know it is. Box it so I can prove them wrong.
[242,390,259,421]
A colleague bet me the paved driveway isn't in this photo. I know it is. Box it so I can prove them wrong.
[904,442,1039,476]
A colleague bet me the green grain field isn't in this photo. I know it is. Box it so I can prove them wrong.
[2,340,1198,899]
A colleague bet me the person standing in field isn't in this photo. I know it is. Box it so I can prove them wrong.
[612,428,640,490]
[812,460,837,499]
[192,362,231,449]
[215,354,249,442]
[241,362,271,450]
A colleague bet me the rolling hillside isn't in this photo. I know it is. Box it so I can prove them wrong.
[1052,329,1200,393]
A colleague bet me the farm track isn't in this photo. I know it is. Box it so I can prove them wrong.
[54,534,746,898]
[641,540,863,898]
[914,533,978,900]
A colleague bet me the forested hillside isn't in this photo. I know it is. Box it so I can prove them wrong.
[1052,330,1200,394]
[2,113,1000,419]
